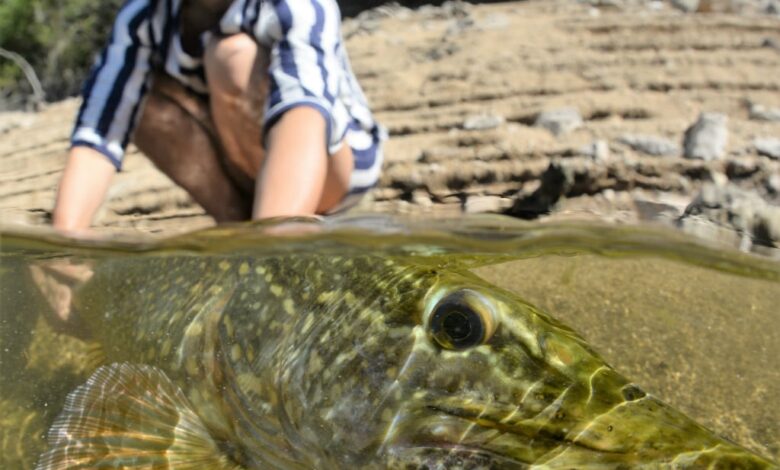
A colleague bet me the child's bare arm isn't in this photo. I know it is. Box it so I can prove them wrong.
[52,146,116,233]
[250,0,351,217]
[252,106,328,218]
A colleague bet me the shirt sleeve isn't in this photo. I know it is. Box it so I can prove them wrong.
[71,0,155,170]
[257,0,346,154]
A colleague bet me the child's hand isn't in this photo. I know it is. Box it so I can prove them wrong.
[28,259,94,335]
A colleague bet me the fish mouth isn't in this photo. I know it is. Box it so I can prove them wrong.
[382,399,635,469]
[382,403,547,468]
[386,443,528,470]
[388,399,776,469]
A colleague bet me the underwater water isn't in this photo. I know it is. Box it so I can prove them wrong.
[0,216,778,469]
[476,256,780,461]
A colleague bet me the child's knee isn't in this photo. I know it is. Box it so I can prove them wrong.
[204,33,259,97]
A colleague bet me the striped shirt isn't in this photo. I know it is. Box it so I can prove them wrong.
[72,0,384,186]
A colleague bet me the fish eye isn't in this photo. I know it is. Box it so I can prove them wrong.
[428,291,497,350]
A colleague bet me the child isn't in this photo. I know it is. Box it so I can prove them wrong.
[52,0,384,232]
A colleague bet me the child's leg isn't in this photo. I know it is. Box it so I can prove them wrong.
[204,33,267,193]
[204,33,353,218]
[133,73,251,222]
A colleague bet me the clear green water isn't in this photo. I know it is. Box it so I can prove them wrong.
[1,216,778,468]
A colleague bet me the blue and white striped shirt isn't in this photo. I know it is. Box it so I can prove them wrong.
[72,0,383,178]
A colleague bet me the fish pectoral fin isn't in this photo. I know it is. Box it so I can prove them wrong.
[36,363,244,470]
[82,340,107,371]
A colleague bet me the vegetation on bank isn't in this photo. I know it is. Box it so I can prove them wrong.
[0,0,497,110]
[0,0,123,109]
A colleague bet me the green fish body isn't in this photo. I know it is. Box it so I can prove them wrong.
[36,253,777,469]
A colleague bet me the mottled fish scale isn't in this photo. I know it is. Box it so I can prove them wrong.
[35,252,777,469]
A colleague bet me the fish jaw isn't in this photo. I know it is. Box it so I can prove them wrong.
[380,392,777,469]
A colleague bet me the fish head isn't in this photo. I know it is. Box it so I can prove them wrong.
[284,258,772,469]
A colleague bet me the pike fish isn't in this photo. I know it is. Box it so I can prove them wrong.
[36,252,776,469]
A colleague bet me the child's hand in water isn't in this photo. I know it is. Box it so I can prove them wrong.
[29,259,93,334]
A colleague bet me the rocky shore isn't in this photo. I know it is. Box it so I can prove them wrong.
[1,0,778,255]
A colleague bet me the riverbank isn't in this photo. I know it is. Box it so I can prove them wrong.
[1,0,778,254]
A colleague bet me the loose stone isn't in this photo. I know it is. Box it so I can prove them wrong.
[679,184,780,250]
[535,107,583,137]
[766,174,780,195]
[463,113,505,131]
[754,138,780,160]
[618,134,680,156]
[683,112,728,161]
[748,104,780,122]
[578,140,610,162]
[670,0,700,12]
[463,195,511,213]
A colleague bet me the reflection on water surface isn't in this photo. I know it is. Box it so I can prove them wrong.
[1,216,778,468]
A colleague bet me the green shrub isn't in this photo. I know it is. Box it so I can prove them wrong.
[0,0,499,108]
[0,0,123,108]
